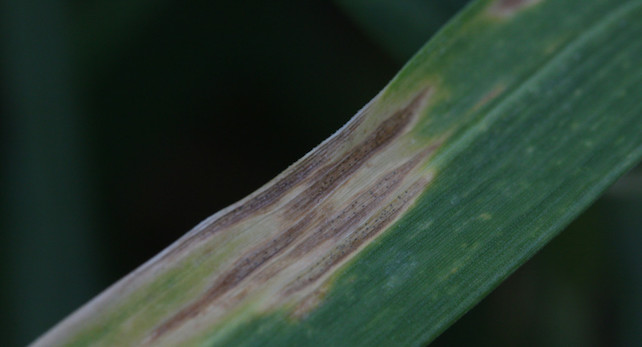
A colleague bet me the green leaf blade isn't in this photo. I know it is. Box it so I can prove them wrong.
[212,0,642,345]
[33,0,642,346]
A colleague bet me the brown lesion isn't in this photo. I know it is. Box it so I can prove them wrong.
[287,150,430,259]
[488,0,543,17]
[148,213,318,341]
[285,178,430,299]
[287,179,429,319]
[282,88,432,220]
[147,88,436,342]
[160,101,370,260]
[253,151,433,287]
[472,84,506,111]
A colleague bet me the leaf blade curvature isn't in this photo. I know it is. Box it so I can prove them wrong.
[33,0,642,346]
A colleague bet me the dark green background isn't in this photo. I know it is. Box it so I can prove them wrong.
[1,1,639,346]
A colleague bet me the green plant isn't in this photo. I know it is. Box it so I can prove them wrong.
[29,0,642,345]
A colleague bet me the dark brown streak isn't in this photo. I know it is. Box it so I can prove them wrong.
[250,157,423,284]
[289,152,424,258]
[256,147,437,284]
[149,88,432,340]
[283,88,431,219]
[149,213,316,341]
[161,107,367,259]
[285,179,427,295]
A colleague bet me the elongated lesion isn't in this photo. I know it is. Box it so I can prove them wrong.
[145,87,438,342]
[35,87,440,347]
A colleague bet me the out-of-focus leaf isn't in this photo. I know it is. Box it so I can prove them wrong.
[334,0,470,61]
[1,0,100,345]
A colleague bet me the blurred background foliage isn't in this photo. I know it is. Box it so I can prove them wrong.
[0,0,639,346]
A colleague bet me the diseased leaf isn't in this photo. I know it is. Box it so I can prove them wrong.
[33,0,642,346]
